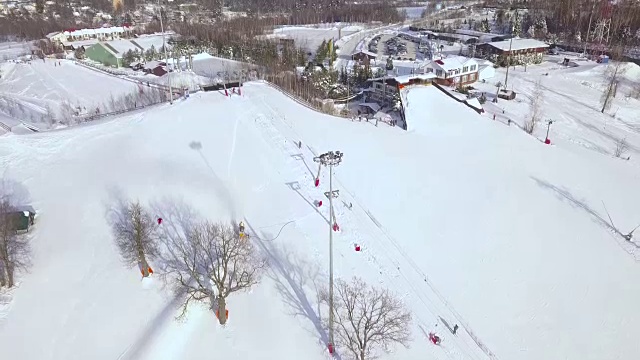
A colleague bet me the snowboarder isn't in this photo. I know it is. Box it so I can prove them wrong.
[453,324,459,335]
[239,221,245,236]
[157,217,163,225]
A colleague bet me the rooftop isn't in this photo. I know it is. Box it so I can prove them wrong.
[428,56,477,71]
[487,38,549,51]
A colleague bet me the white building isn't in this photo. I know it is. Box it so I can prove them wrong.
[476,59,496,81]
[421,56,479,86]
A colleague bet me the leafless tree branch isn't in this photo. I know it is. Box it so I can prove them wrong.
[161,220,266,324]
[0,178,32,288]
[524,77,544,134]
[320,277,412,360]
[108,199,158,277]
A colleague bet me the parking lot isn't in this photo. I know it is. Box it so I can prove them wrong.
[367,33,419,61]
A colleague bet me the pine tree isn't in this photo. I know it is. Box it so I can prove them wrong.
[513,11,522,36]
[314,40,327,64]
[481,18,491,33]
[386,56,394,70]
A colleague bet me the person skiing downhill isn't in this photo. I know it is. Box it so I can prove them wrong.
[239,221,246,237]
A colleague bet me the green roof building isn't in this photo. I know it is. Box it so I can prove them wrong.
[85,42,123,67]
[84,36,170,68]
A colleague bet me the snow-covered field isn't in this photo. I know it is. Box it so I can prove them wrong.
[0,42,33,60]
[476,56,640,161]
[1,73,640,360]
[0,58,139,129]
[273,24,364,53]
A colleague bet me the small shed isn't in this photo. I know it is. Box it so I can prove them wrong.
[352,50,377,62]
[358,102,381,115]
[8,205,36,232]
[143,61,168,76]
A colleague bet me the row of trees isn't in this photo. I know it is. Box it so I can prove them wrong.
[228,0,404,24]
[110,198,412,358]
[0,16,83,41]
[121,45,164,67]
[512,0,640,48]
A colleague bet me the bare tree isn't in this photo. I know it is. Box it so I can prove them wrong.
[0,180,31,288]
[163,221,266,324]
[110,200,158,277]
[320,277,412,360]
[524,78,544,134]
[601,61,628,113]
[614,137,629,158]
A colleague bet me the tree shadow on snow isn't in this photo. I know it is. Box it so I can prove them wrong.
[530,177,640,256]
[244,221,340,360]
[105,193,198,360]
[148,195,202,277]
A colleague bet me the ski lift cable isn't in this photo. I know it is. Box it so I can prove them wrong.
[255,94,485,360]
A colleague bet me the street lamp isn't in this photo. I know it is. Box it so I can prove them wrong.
[545,120,553,144]
[157,0,173,104]
[313,150,344,355]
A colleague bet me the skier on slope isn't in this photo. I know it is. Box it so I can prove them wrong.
[428,332,441,345]
[239,221,246,237]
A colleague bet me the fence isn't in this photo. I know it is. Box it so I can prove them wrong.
[0,121,11,132]
[432,82,484,114]
[74,60,174,93]
[78,98,172,122]
[261,80,351,119]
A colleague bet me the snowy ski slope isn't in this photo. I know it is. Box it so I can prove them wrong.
[0,82,639,360]
[0,58,139,126]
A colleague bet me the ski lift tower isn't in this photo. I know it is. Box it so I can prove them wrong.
[590,0,614,56]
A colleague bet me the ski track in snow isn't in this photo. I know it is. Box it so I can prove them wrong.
[244,90,493,360]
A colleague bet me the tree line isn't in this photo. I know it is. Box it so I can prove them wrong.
[497,0,640,49]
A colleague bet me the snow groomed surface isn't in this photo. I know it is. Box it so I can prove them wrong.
[0,81,639,360]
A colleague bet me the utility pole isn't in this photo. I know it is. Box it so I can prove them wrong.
[503,35,514,89]
[157,0,173,104]
[313,150,344,355]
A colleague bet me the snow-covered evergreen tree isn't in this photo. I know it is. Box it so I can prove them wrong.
[480,18,491,33]
[527,25,536,38]
[513,11,522,36]
[619,26,632,42]
[535,17,548,37]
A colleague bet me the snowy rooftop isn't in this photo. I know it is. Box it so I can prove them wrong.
[395,73,437,83]
[143,61,166,70]
[62,26,132,37]
[427,56,477,71]
[454,29,506,38]
[352,49,377,58]
[487,38,549,51]
[62,39,99,48]
[101,40,141,57]
[130,35,167,52]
